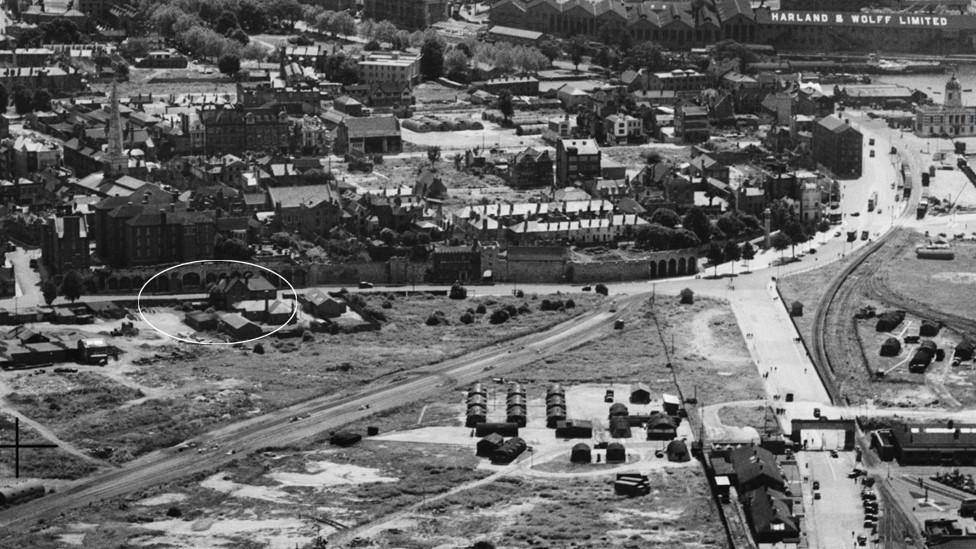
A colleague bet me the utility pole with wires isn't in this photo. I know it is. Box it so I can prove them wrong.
[1,417,57,478]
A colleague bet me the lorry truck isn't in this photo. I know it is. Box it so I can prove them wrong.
[867,191,878,212]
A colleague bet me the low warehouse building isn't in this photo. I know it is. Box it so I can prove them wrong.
[476,422,519,437]
[546,405,566,428]
[570,443,591,463]
[330,432,362,447]
[889,422,976,465]
[555,419,593,439]
[667,439,691,462]
[880,337,901,357]
[477,433,505,457]
[218,313,264,341]
[910,340,938,373]
[614,473,650,496]
[184,311,218,331]
[491,437,527,464]
[506,404,527,427]
[0,481,45,506]
[606,442,626,463]
[466,405,487,428]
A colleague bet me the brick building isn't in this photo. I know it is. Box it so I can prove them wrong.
[509,147,553,188]
[198,107,293,155]
[41,215,91,275]
[335,116,402,155]
[93,185,220,267]
[555,139,600,187]
[812,115,862,178]
[267,184,342,238]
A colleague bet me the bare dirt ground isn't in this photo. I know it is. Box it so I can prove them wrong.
[1,293,597,465]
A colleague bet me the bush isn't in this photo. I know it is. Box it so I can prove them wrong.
[253,343,265,354]
[460,312,474,324]
[475,304,487,314]
[381,301,393,309]
[489,309,510,324]
[166,506,182,517]
[595,284,608,296]
[302,331,314,342]
[517,304,531,315]
[679,288,694,305]
[426,314,442,326]
[504,304,518,317]
[564,299,575,309]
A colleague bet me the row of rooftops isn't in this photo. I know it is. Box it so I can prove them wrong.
[492,0,753,26]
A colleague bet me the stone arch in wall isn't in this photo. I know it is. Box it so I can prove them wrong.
[107,277,119,291]
[183,272,201,288]
[677,257,686,276]
[205,272,218,285]
[649,261,657,278]
[658,260,667,278]
[687,256,697,274]
[119,277,132,290]
[668,259,676,277]
[157,275,170,292]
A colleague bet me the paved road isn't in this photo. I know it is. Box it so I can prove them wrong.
[0,294,638,532]
[799,451,876,549]
[3,247,42,307]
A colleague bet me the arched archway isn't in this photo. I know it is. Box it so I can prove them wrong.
[107,277,119,290]
[687,256,697,274]
[157,276,170,292]
[119,277,131,290]
[183,272,201,288]
[668,259,677,276]
[677,257,686,275]
[132,277,145,290]
[650,261,657,278]
[658,260,667,277]
[205,272,217,285]
[83,280,97,294]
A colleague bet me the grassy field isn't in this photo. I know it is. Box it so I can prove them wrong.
[518,296,763,405]
[883,236,976,324]
[718,405,783,438]
[0,413,99,480]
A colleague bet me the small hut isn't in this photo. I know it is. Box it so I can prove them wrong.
[629,383,651,404]
[667,439,691,462]
[879,337,901,357]
[609,402,629,418]
[790,301,804,317]
[570,443,592,463]
[956,339,975,361]
[606,442,626,463]
[610,416,632,438]
[477,433,505,457]
[920,320,942,337]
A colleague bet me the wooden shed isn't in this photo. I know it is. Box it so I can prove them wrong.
[570,443,591,464]
[606,442,626,463]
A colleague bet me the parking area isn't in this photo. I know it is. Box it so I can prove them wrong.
[799,451,879,549]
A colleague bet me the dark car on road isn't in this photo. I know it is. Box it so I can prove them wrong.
[358,281,373,289]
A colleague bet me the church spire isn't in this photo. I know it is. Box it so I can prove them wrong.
[103,81,127,178]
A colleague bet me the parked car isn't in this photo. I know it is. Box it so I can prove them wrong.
[582,286,592,291]
[358,281,373,289]
[813,480,820,490]
[604,389,614,403]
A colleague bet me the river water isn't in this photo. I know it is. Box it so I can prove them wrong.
[874,64,976,106]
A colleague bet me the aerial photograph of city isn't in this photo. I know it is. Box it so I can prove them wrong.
[2,0,976,547]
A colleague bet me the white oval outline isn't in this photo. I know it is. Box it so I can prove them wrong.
[136,259,298,345]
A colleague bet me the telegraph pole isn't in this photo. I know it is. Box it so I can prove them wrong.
[1,417,58,478]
